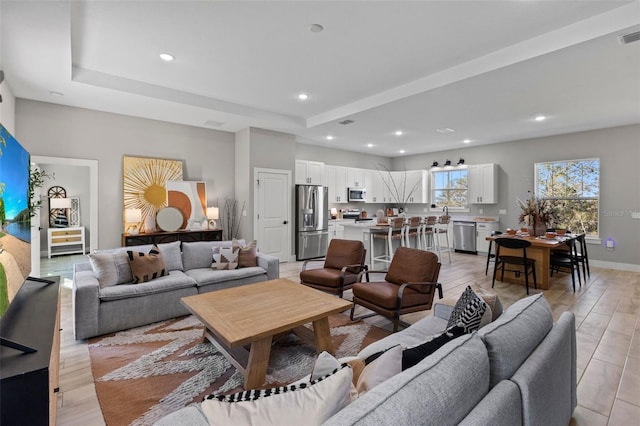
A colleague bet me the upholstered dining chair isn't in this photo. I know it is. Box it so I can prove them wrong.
[350,247,443,332]
[299,239,367,298]
[492,237,537,295]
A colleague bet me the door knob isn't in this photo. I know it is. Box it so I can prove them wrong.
[283,220,288,224]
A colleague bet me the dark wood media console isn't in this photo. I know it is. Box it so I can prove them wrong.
[1,276,61,426]
[122,228,223,246]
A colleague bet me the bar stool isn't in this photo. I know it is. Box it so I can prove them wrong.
[370,217,405,267]
[404,216,422,248]
[421,216,438,251]
[435,215,452,263]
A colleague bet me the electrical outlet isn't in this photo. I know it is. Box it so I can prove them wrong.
[242,210,247,217]
[479,209,483,214]
[499,209,507,215]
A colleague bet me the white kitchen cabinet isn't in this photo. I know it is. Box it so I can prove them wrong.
[347,168,366,188]
[295,160,324,185]
[476,221,500,253]
[325,165,348,203]
[365,170,389,204]
[328,220,350,242]
[388,170,428,204]
[468,163,499,204]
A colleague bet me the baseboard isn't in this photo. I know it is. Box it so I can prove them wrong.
[590,260,640,272]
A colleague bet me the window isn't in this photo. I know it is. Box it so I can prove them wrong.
[431,168,468,208]
[535,158,599,237]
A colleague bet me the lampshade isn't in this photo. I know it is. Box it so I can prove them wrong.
[444,159,452,166]
[431,161,439,168]
[330,208,338,215]
[457,158,465,165]
[206,207,219,220]
[125,208,142,223]
[50,197,72,209]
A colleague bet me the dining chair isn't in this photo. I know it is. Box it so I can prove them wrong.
[549,237,581,292]
[575,233,590,279]
[485,230,502,275]
[492,237,537,295]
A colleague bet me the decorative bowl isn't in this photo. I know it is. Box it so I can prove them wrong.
[507,229,517,236]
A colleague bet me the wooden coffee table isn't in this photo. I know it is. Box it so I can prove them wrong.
[181,278,352,389]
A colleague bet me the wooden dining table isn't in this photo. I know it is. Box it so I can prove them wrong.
[486,233,574,290]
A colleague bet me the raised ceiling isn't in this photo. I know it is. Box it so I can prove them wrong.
[2,0,639,157]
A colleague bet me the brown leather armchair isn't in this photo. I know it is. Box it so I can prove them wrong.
[350,247,443,332]
[299,239,367,298]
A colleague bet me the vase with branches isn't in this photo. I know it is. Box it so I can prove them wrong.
[517,191,553,236]
[220,198,245,240]
[375,163,421,213]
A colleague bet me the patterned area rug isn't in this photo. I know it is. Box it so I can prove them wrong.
[88,314,390,425]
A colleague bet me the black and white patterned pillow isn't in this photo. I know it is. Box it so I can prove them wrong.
[447,286,488,333]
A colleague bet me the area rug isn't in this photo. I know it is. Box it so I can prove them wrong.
[88,314,390,426]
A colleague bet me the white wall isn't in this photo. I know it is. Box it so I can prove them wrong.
[16,100,236,249]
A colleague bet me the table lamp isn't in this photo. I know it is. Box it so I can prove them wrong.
[207,207,219,229]
[125,208,143,235]
[330,207,338,219]
[50,197,72,228]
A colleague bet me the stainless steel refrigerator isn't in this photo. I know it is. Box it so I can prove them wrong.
[295,184,329,260]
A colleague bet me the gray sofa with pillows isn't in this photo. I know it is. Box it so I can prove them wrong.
[73,240,279,340]
[156,291,576,426]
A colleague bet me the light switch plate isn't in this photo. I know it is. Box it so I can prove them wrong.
[499,209,507,214]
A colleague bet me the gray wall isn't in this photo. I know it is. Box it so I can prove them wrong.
[392,125,640,266]
[16,99,235,249]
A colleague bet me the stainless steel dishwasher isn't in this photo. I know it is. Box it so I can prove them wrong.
[453,221,477,254]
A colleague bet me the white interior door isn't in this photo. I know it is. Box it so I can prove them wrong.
[254,168,291,262]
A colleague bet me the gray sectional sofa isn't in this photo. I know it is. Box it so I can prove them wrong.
[156,292,576,426]
[73,240,279,340]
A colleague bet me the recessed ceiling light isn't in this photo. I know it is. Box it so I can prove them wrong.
[159,53,175,61]
[399,149,406,154]
[534,115,547,122]
[463,139,471,144]
[309,24,324,33]
[298,93,309,101]
[395,130,403,136]
[326,135,334,140]
[367,143,374,148]
[49,91,64,96]
[436,127,455,133]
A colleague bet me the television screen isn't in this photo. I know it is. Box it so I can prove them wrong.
[0,124,32,316]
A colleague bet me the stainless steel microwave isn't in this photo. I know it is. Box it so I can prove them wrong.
[348,188,367,202]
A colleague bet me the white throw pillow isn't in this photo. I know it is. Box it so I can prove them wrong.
[88,251,133,287]
[200,364,353,426]
[355,344,403,395]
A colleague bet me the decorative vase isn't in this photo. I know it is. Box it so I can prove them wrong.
[528,220,546,237]
[144,215,156,233]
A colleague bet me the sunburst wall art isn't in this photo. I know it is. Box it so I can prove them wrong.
[123,156,184,233]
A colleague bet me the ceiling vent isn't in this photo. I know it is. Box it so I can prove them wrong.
[339,119,354,125]
[204,120,224,128]
[619,30,640,45]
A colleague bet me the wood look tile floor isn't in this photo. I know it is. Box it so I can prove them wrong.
[41,251,640,425]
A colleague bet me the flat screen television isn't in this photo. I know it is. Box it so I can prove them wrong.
[0,124,32,318]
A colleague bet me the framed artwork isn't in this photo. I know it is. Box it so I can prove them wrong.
[166,181,207,230]
[123,156,184,233]
[48,185,67,227]
[69,197,80,226]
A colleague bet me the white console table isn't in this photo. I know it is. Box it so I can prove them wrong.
[48,226,86,258]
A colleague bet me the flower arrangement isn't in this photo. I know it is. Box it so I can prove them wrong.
[517,192,553,227]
